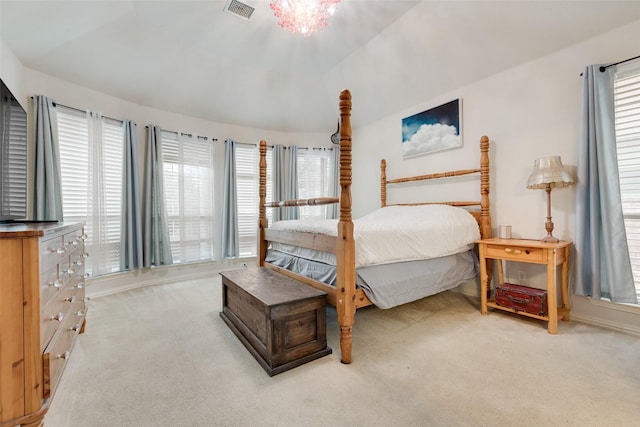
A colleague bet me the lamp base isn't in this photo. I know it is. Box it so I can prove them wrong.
[541,235,559,243]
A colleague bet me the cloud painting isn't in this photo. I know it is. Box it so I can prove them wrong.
[402,99,461,158]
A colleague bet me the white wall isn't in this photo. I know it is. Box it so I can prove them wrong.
[351,20,640,333]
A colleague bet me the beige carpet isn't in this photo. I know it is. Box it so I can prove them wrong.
[45,274,639,427]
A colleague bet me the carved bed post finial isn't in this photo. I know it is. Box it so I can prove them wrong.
[259,140,268,266]
[380,159,387,208]
[336,89,355,364]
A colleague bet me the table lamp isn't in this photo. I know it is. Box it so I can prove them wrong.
[526,156,574,243]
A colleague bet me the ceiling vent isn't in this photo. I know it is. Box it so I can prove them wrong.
[223,0,255,20]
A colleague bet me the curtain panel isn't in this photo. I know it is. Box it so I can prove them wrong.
[32,95,63,220]
[221,139,239,258]
[143,125,173,267]
[272,144,286,222]
[120,120,143,270]
[285,145,300,220]
[574,65,638,304]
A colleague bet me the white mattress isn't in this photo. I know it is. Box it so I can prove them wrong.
[270,204,480,268]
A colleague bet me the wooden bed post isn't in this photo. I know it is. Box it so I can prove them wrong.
[380,159,387,208]
[336,89,356,364]
[479,135,491,240]
[479,135,493,294]
[258,140,268,266]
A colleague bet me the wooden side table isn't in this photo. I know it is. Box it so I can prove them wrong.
[476,238,572,334]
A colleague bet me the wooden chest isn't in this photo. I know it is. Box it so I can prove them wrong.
[495,283,548,316]
[219,267,331,376]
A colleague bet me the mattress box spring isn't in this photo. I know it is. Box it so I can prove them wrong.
[495,283,548,316]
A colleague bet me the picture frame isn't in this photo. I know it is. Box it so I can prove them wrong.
[401,98,462,159]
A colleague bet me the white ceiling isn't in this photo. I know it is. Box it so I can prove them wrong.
[2,1,640,133]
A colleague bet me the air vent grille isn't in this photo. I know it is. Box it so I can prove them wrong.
[223,0,255,20]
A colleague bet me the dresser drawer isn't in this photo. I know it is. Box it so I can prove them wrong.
[40,263,62,308]
[40,236,66,272]
[43,303,87,399]
[41,285,76,350]
[484,244,545,262]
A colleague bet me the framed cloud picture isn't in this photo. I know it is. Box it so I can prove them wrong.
[402,99,462,159]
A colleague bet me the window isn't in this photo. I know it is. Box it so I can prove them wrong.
[57,107,123,276]
[232,144,333,258]
[160,131,215,263]
[614,59,640,303]
[297,148,334,220]
[234,144,273,257]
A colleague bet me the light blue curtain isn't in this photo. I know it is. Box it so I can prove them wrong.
[221,139,239,258]
[120,120,143,270]
[328,148,339,219]
[272,144,286,222]
[574,65,638,303]
[32,95,63,220]
[143,125,173,267]
[285,145,300,220]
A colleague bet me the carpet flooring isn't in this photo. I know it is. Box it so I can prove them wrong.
[44,274,640,426]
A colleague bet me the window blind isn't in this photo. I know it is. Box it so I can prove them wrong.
[57,107,123,276]
[614,60,640,303]
[297,149,332,219]
[1,101,27,217]
[160,131,215,263]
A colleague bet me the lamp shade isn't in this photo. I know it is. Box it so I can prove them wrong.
[526,156,574,190]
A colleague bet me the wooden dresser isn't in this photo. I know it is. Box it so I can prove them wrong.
[0,222,88,427]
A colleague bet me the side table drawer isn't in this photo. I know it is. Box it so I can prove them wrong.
[485,244,545,262]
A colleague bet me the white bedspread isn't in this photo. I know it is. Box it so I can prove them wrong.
[270,205,480,268]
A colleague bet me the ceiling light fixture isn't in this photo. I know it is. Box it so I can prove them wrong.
[270,0,341,36]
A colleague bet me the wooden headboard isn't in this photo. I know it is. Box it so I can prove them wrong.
[380,135,491,239]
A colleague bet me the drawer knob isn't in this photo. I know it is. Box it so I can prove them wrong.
[68,239,80,246]
[50,279,65,288]
[65,295,76,303]
[51,312,64,322]
[69,324,82,332]
[74,282,85,289]
[54,246,66,255]
[75,310,85,317]
[73,260,84,266]
[65,267,76,275]
[56,351,71,360]
[80,234,88,241]
[504,248,522,255]
[81,252,90,258]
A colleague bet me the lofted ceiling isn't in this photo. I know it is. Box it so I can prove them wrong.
[2,1,640,133]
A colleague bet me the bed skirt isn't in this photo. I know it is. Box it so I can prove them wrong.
[265,249,479,309]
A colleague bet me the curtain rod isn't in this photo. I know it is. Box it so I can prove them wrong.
[30,96,125,123]
[143,126,218,142]
[599,54,640,72]
[238,141,333,151]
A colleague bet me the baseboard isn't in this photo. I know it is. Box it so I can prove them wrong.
[569,313,640,336]
[86,259,252,299]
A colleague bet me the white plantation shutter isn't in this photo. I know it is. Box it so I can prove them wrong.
[614,59,640,303]
[57,107,123,276]
[2,101,27,217]
[160,131,215,263]
[235,144,258,257]
[297,148,332,219]
[234,144,273,258]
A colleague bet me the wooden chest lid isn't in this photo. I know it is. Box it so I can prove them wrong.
[220,267,327,307]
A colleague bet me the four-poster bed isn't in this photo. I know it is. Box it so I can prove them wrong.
[258,89,492,363]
